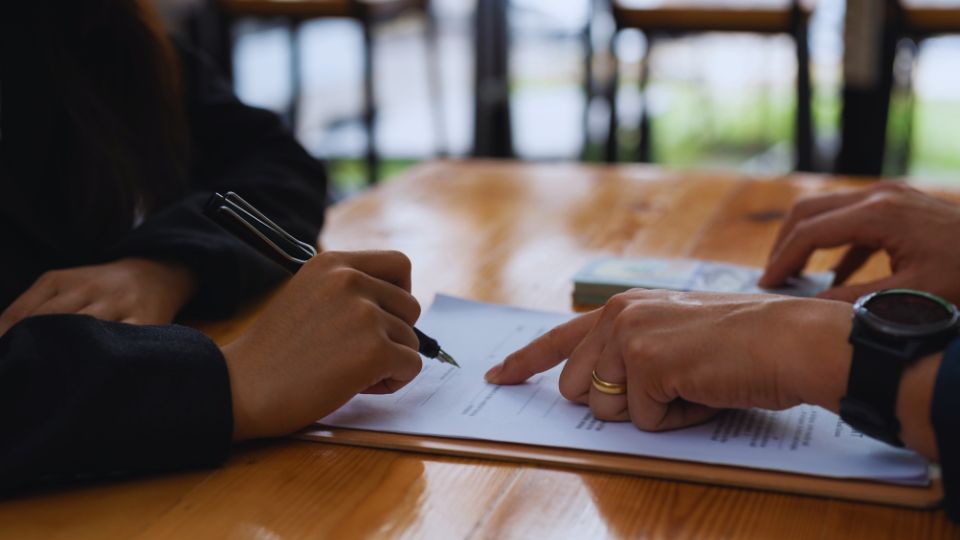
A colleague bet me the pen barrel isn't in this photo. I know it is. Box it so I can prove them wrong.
[218,215,304,274]
[204,192,309,274]
[414,328,440,358]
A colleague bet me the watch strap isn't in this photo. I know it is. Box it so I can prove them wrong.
[840,324,906,447]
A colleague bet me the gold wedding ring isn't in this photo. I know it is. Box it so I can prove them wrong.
[591,370,627,395]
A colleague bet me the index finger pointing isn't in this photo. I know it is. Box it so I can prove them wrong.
[485,309,601,385]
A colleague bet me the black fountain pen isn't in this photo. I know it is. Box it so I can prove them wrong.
[204,191,459,367]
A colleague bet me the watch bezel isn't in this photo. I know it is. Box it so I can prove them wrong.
[853,289,960,339]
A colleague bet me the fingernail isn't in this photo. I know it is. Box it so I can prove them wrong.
[484,362,504,383]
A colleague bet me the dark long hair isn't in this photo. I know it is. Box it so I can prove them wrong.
[46,0,190,237]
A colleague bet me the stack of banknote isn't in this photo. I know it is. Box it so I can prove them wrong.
[573,257,834,306]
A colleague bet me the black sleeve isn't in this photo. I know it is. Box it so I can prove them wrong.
[109,44,328,319]
[933,337,960,521]
[0,315,233,492]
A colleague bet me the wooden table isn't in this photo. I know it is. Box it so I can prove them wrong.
[2,161,958,538]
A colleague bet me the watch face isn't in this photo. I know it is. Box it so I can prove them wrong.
[866,292,952,324]
[855,289,960,337]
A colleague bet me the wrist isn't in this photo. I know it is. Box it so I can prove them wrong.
[221,339,261,442]
[789,299,854,414]
[155,259,198,302]
[783,293,945,459]
[895,353,942,460]
[837,290,957,452]
[128,257,198,310]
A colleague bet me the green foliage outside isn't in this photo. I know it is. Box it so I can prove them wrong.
[326,83,960,193]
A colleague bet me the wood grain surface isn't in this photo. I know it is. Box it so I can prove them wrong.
[1,160,958,539]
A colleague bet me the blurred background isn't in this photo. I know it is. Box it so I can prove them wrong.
[155,0,960,196]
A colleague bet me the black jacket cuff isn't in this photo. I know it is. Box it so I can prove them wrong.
[0,315,233,491]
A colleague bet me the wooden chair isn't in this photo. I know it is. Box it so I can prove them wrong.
[890,1,960,173]
[216,0,445,184]
[600,0,815,171]
[902,2,960,36]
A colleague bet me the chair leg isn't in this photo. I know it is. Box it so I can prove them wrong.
[472,0,513,158]
[793,9,814,172]
[637,34,652,163]
[605,30,620,163]
[836,0,899,176]
[361,19,379,185]
[891,39,919,175]
[425,8,447,157]
[288,19,303,132]
[581,0,595,160]
[901,54,917,176]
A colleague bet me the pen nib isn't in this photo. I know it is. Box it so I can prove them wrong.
[437,349,460,368]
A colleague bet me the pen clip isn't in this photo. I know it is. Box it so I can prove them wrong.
[204,192,317,273]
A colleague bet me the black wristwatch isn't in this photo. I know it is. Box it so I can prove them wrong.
[840,289,960,446]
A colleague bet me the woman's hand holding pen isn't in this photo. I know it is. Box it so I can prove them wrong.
[223,250,423,441]
[0,257,197,335]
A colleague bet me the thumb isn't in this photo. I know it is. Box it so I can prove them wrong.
[816,275,908,303]
[485,310,600,385]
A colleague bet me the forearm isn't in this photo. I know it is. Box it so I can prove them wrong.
[791,299,940,460]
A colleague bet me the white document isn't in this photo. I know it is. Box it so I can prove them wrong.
[318,295,930,485]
